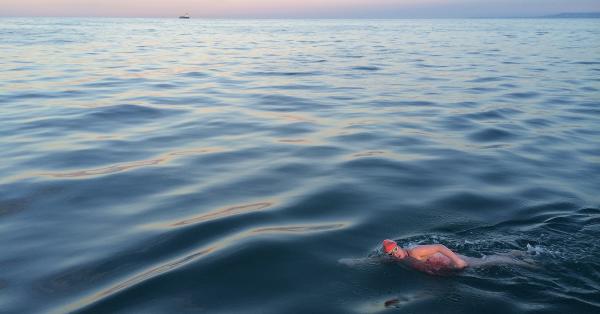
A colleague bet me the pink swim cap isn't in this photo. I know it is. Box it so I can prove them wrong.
[382,239,398,254]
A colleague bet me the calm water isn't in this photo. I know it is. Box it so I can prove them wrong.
[1,18,599,313]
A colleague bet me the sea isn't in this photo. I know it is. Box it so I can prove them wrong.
[0,18,599,313]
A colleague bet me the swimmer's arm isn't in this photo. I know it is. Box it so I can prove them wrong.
[409,245,468,268]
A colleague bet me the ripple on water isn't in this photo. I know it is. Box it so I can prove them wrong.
[466,87,501,94]
[352,150,387,158]
[38,147,223,178]
[246,71,321,77]
[502,91,541,99]
[0,198,29,217]
[249,223,347,235]
[440,116,478,131]
[50,221,347,313]
[467,76,506,83]
[167,202,274,228]
[467,128,517,142]
[524,118,554,128]
[350,66,381,71]
[254,94,328,112]
[178,71,209,78]
[463,108,521,121]
[432,191,520,215]
[18,105,185,135]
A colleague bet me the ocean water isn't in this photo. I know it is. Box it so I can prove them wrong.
[1,18,599,313]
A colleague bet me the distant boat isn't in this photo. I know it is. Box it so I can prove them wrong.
[179,13,190,19]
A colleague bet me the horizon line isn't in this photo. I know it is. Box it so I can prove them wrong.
[2,13,599,19]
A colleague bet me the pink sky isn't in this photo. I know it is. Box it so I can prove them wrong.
[2,0,599,17]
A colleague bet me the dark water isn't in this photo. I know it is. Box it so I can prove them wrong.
[1,18,599,313]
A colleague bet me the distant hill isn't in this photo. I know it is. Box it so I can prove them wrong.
[543,12,600,18]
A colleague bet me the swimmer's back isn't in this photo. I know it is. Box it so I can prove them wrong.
[406,253,455,274]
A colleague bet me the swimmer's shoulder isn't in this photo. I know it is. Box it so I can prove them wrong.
[406,244,441,260]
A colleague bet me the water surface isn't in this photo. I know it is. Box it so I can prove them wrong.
[1,18,599,313]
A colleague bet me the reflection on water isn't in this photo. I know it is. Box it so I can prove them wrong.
[277,138,309,144]
[0,18,599,314]
[58,221,346,313]
[44,158,164,178]
[58,247,215,314]
[352,150,387,158]
[249,223,347,234]
[41,147,224,178]
[170,202,273,227]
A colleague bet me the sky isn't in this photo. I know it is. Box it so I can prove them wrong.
[2,0,600,18]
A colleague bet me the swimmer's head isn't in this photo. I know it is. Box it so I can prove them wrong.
[382,239,407,259]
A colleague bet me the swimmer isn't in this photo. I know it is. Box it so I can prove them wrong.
[383,239,467,273]
[382,239,536,274]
